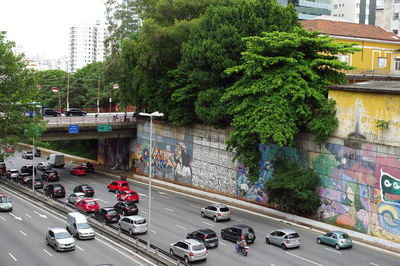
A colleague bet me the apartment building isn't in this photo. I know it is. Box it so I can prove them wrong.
[278,0,332,20]
[332,0,377,24]
[376,0,400,34]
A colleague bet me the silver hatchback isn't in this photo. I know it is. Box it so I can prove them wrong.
[67,192,87,205]
[266,228,301,249]
[118,215,148,235]
[46,228,75,252]
[201,203,231,222]
[170,239,207,263]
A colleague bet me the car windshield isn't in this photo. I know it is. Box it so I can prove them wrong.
[206,233,217,239]
[192,244,205,251]
[77,223,91,229]
[55,231,71,239]
[287,233,299,239]
[340,233,350,239]
[135,219,146,225]
[220,207,229,212]
[82,186,92,190]
[127,192,137,196]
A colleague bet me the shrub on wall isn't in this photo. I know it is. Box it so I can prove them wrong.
[265,158,321,216]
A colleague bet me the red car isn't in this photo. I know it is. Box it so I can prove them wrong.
[76,199,99,213]
[70,166,86,176]
[116,190,139,202]
[4,145,14,153]
[107,181,130,193]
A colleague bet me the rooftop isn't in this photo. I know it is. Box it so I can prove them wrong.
[329,81,400,93]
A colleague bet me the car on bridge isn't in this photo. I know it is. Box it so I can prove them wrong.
[6,169,20,180]
[201,203,231,222]
[25,177,44,189]
[44,108,60,117]
[94,207,120,223]
[70,166,86,176]
[186,229,219,248]
[169,239,208,263]
[221,225,256,244]
[118,215,147,235]
[44,184,65,198]
[21,164,37,175]
[317,231,352,250]
[64,108,86,116]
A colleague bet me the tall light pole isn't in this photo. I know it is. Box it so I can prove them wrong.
[139,111,163,253]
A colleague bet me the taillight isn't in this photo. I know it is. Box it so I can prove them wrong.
[62,188,65,192]
[340,240,344,244]
[132,225,136,228]
[203,235,206,240]
[189,252,194,257]
[218,212,221,216]
[48,175,51,178]
[106,214,110,218]
[206,249,208,254]
[125,208,130,211]
[230,211,232,215]
[53,190,57,192]
[286,239,290,244]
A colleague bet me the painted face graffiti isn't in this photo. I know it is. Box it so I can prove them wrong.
[380,170,400,204]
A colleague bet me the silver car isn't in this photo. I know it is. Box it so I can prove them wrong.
[118,215,148,235]
[266,228,301,249]
[0,196,12,211]
[45,228,75,252]
[37,162,52,171]
[170,239,207,263]
[67,192,87,205]
[201,203,231,222]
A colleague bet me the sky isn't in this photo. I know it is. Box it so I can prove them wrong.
[0,0,106,59]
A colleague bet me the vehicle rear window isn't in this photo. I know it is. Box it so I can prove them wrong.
[54,187,62,191]
[206,233,217,239]
[340,233,350,239]
[121,183,128,187]
[126,202,136,208]
[287,233,299,239]
[107,210,118,215]
[219,207,229,212]
[83,186,92,190]
[135,219,146,225]
[243,228,254,234]
[192,244,205,251]
[127,192,137,196]
[87,201,96,205]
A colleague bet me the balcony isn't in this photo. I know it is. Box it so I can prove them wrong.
[343,68,400,82]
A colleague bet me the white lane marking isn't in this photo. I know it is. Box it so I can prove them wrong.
[0,216,6,221]
[219,242,226,246]
[232,218,241,222]
[25,214,32,219]
[95,199,108,204]
[141,210,148,214]
[33,210,47,219]
[202,221,214,227]
[158,192,167,195]
[19,230,27,236]
[138,193,147,197]
[8,252,17,261]
[190,204,199,208]
[176,225,187,230]
[286,252,323,266]
[160,195,170,199]
[369,262,380,266]
[325,247,342,254]
[165,208,174,212]
[150,230,157,234]
[42,249,52,257]
[9,213,22,221]
[271,264,277,266]
[76,245,83,251]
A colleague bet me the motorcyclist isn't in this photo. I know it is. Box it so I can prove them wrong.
[237,235,247,253]
[120,173,127,181]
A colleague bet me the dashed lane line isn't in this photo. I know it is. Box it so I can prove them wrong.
[25,214,32,219]
[19,230,27,236]
[0,216,6,221]
[150,230,157,234]
[286,252,323,266]
[8,252,17,261]
[76,245,83,251]
[369,262,380,266]
[324,248,342,255]
[164,208,174,212]
[176,225,187,230]
[202,221,214,227]
[42,249,52,257]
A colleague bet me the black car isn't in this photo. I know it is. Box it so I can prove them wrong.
[73,184,95,197]
[64,108,86,116]
[221,225,256,244]
[25,177,44,189]
[94,207,120,223]
[187,229,219,248]
[114,201,138,216]
[81,162,94,173]
[34,149,41,157]
[44,184,65,198]
[20,173,33,185]
[21,165,37,175]
[41,170,60,182]
[44,108,60,117]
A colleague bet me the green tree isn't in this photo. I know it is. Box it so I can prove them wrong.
[34,69,68,109]
[265,158,321,216]
[222,28,358,181]
[174,0,299,127]
[0,31,45,159]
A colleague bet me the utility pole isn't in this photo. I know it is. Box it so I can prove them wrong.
[66,73,70,110]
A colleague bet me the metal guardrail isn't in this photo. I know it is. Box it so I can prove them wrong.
[0,178,189,266]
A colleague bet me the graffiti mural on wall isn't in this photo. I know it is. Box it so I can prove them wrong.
[136,134,193,185]
[98,138,130,170]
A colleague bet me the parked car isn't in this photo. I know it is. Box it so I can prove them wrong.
[116,190,139,202]
[201,203,231,222]
[317,231,352,250]
[22,151,33,159]
[81,162,94,172]
[221,225,256,244]
[70,166,86,176]
[25,177,44,189]
[0,195,12,212]
[37,162,52,171]
[64,108,86,116]
[266,229,301,250]
[73,184,94,197]
[169,239,208,263]
[41,170,60,182]
[6,169,20,180]
[44,184,65,198]
[114,201,138,216]
[44,108,60,117]
[187,229,219,248]
[107,181,130,193]
[21,164,37,175]
[46,228,75,252]
[67,192,87,205]
[76,199,99,213]
[94,207,120,223]
[118,215,147,235]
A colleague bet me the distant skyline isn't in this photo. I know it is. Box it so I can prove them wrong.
[0,0,106,59]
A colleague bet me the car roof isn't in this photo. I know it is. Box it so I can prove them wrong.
[125,215,145,221]
[123,190,136,193]
[234,224,252,229]
[102,207,116,211]
[332,231,347,234]
[194,229,215,234]
[83,198,96,202]
[50,227,68,233]
[10,169,19,171]
[272,228,298,234]
[209,203,228,208]
[183,239,203,245]
[73,192,86,196]
[115,180,128,184]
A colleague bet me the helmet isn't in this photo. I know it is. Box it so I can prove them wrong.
[241,235,245,240]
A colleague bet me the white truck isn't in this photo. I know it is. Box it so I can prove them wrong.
[47,154,65,168]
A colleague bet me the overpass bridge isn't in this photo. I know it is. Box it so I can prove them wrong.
[42,112,137,141]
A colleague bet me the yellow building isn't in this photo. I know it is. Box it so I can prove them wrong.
[302,19,400,76]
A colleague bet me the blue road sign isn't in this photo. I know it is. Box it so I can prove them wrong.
[69,124,79,134]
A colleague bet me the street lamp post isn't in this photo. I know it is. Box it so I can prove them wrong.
[139,111,164,253]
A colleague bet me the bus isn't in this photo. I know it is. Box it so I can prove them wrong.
[24,102,45,117]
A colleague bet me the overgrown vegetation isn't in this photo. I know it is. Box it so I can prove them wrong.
[40,140,98,160]
[265,158,321,216]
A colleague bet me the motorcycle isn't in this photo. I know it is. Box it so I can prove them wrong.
[235,242,249,256]
[120,174,127,181]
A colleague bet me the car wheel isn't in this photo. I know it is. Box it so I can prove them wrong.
[221,233,226,240]
[123,211,127,216]
[107,187,111,192]
[55,245,59,252]
[115,189,119,194]
[335,244,340,250]
[266,237,270,244]
[170,249,174,256]
[317,238,322,244]
[118,224,122,231]
[213,216,217,222]
[281,243,287,250]
[184,256,190,263]
[201,212,205,218]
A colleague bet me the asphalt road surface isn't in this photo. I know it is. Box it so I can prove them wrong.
[2,151,399,266]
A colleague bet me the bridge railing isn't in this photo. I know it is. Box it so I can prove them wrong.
[45,112,136,125]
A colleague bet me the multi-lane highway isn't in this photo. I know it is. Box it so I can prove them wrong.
[1,150,399,266]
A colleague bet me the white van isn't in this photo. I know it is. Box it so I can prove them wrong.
[66,212,95,239]
[47,154,65,168]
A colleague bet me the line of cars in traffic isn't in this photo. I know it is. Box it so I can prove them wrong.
[43,108,87,117]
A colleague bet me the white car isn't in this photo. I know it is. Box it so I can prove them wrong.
[67,192,87,205]
[46,228,75,252]
[118,215,148,235]
[0,196,12,211]
[37,162,52,171]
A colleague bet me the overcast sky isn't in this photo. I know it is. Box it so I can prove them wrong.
[0,0,106,59]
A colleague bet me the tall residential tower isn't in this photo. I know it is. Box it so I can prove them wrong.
[277,0,332,20]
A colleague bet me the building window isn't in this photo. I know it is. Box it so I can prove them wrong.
[396,59,400,70]
[337,54,350,65]
[394,29,399,34]
[377,57,387,68]
[394,13,399,20]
